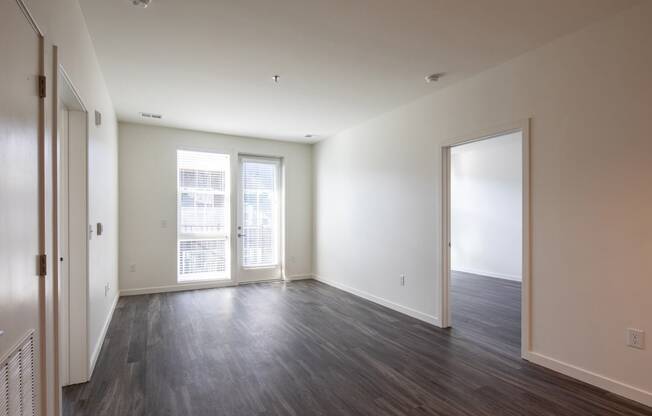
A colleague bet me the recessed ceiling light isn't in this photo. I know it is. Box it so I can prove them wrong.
[272,75,280,83]
[131,0,151,8]
[425,73,444,83]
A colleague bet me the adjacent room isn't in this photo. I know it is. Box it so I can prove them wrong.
[449,132,523,356]
[1,0,651,415]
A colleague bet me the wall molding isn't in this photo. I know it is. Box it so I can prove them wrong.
[452,267,521,282]
[525,351,652,408]
[284,274,313,281]
[120,280,236,296]
[313,274,440,326]
[121,274,316,296]
[89,294,119,377]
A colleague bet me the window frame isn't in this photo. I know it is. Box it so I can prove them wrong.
[176,148,232,283]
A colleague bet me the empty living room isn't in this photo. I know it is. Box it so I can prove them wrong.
[1,0,651,415]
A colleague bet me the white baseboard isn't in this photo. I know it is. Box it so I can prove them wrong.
[284,274,313,281]
[525,351,652,408]
[120,280,236,296]
[313,274,440,326]
[89,294,119,377]
[452,267,521,282]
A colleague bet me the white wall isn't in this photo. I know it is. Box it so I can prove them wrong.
[314,2,652,406]
[23,0,119,413]
[451,132,522,281]
[118,123,312,294]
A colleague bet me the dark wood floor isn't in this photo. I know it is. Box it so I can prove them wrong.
[451,270,522,357]
[64,279,652,416]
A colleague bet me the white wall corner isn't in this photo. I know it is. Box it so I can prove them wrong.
[313,274,440,327]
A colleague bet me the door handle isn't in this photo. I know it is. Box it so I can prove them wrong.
[238,233,246,238]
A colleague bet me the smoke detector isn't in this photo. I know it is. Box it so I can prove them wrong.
[425,73,444,83]
[131,0,151,8]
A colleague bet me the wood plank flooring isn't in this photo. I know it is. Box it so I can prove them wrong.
[451,270,521,357]
[63,279,652,416]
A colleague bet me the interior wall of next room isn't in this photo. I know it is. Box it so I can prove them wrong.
[450,132,522,281]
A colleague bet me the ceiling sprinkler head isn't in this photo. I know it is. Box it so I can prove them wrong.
[425,73,444,83]
[132,0,151,8]
[272,75,280,83]
[304,134,314,139]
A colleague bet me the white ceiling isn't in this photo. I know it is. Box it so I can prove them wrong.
[79,0,636,142]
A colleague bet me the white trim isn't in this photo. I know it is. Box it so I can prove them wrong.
[284,274,313,281]
[14,0,43,36]
[313,275,440,326]
[236,155,283,283]
[176,148,233,284]
[120,277,292,296]
[56,64,91,387]
[525,351,652,408]
[88,294,118,377]
[237,279,283,285]
[439,118,532,359]
[120,280,235,296]
[452,268,521,282]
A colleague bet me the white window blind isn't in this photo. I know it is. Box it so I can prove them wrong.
[240,158,279,268]
[177,150,230,281]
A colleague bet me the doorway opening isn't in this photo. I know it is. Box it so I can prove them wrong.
[236,155,283,283]
[441,122,530,358]
[56,66,90,387]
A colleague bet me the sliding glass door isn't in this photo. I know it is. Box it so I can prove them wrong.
[236,156,282,282]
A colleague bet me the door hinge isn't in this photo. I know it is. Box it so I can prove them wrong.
[38,75,46,98]
[38,254,47,276]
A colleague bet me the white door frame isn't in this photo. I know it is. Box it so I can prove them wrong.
[439,118,531,358]
[235,154,284,283]
[55,61,90,386]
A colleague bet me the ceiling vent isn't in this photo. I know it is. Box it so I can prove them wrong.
[425,73,444,83]
[131,0,151,8]
[140,112,162,119]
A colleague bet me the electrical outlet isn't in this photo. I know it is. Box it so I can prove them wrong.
[400,274,406,286]
[627,328,645,350]
[129,264,136,272]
